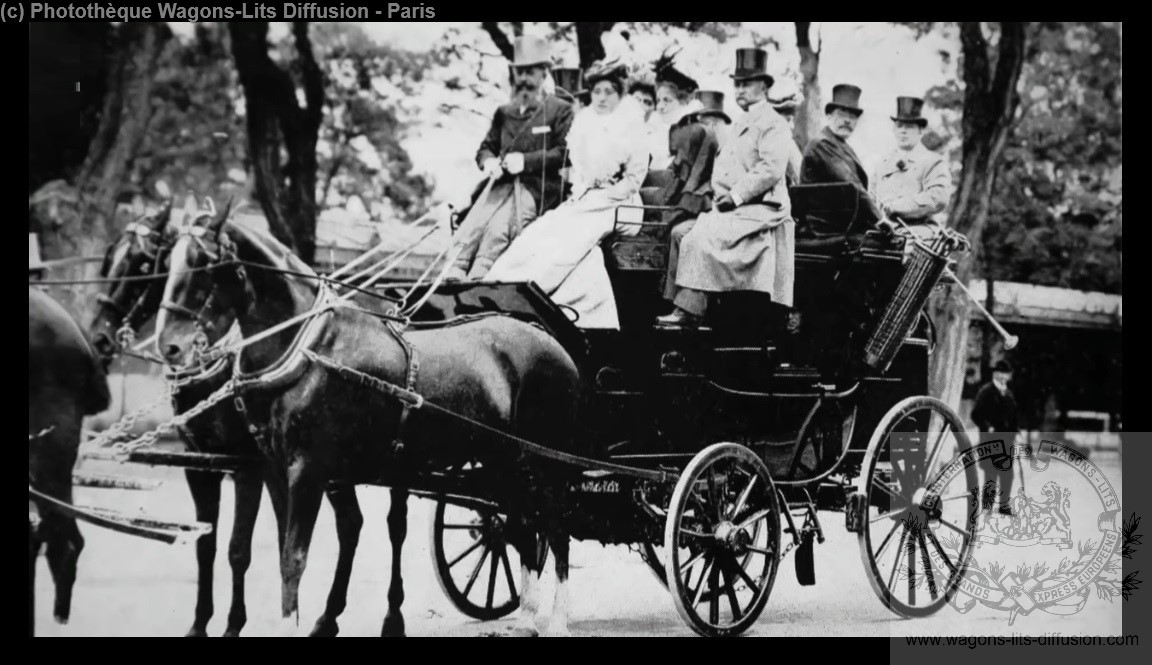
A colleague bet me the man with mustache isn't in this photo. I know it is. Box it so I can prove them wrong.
[446,35,574,280]
[799,83,883,228]
[659,48,795,328]
[872,96,952,242]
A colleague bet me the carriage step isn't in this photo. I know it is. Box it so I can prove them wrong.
[795,531,816,586]
[73,472,161,491]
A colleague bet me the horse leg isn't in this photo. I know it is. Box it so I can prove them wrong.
[510,515,543,637]
[184,470,222,637]
[278,459,325,636]
[541,492,572,637]
[381,488,408,637]
[309,486,363,637]
[29,522,39,637]
[222,469,264,637]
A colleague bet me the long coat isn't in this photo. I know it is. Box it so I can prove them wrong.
[872,143,952,225]
[655,116,722,230]
[475,95,575,216]
[674,99,796,306]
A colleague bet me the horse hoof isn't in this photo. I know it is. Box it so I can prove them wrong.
[309,618,339,637]
[54,614,69,626]
[276,616,301,638]
[221,629,242,638]
[185,627,209,638]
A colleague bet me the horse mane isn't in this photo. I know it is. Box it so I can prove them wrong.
[223,217,316,281]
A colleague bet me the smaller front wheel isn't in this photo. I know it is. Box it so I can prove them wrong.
[430,500,520,621]
[664,443,781,637]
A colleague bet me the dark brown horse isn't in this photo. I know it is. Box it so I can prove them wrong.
[155,212,583,636]
[88,202,368,637]
[30,286,112,637]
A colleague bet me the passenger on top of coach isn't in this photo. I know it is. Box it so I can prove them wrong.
[872,96,952,244]
[659,48,795,329]
[650,54,703,171]
[767,83,804,189]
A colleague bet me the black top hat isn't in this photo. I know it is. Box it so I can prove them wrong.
[891,96,928,127]
[992,360,1014,374]
[553,67,584,98]
[730,48,774,87]
[693,90,731,124]
[825,83,864,116]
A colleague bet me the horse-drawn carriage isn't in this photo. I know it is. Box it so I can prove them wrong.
[58,182,995,637]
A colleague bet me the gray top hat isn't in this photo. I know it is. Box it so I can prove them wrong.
[825,84,864,116]
[510,35,552,69]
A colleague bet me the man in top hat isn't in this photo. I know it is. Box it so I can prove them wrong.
[873,96,952,240]
[799,83,883,225]
[970,359,1020,516]
[445,35,575,280]
[659,48,795,328]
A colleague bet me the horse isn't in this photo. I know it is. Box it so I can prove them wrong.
[87,200,369,637]
[30,285,113,637]
[155,210,583,636]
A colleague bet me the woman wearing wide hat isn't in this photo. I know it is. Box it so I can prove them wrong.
[485,59,649,329]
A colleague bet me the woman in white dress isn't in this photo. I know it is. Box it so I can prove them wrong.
[484,60,648,329]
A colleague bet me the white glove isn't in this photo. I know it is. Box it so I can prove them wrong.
[503,152,525,175]
[482,157,503,177]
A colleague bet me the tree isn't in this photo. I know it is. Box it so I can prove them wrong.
[28,22,173,326]
[480,22,615,69]
[229,21,324,263]
[926,22,1027,412]
[793,22,822,148]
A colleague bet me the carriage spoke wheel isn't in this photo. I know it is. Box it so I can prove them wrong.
[856,396,978,618]
[664,443,781,637]
[431,501,520,620]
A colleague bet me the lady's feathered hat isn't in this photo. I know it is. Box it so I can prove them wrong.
[584,58,629,91]
[653,47,699,94]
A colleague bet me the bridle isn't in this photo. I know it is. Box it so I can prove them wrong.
[96,221,169,350]
[159,221,249,358]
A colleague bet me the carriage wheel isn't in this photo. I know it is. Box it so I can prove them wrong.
[430,500,520,621]
[664,443,781,637]
[855,396,978,618]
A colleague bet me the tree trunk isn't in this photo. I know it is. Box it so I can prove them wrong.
[228,21,324,264]
[481,22,515,60]
[575,22,614,68]
[29,22,171,328]
[929,22,1026,412]
[794,22,822,148]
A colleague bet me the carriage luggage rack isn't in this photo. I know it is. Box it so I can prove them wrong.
[861,227,969,373]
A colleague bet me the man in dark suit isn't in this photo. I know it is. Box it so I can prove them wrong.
[446,35,575,280]
[971,360,1020,515]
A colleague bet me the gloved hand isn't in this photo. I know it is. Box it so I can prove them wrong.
[503,152,525,175]
[482,157,504,178]
[714,194,736,213]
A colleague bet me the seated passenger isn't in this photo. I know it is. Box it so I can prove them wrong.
[445,36,574,280]
[767,84,804,188]
[800,83,883,225]
[484,60,648,330]
[659,48,795,328]
[627,74,664,169]
[649,51,702,171]
[659,90,729,301]
[873,96,951,245]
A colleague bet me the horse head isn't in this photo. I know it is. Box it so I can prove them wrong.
[88,198,175,366]
[156,197,316,370]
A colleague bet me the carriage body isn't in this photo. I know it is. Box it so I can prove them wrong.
[377,182,935,544]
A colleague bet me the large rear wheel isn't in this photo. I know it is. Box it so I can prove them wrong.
[854,396,978,618]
